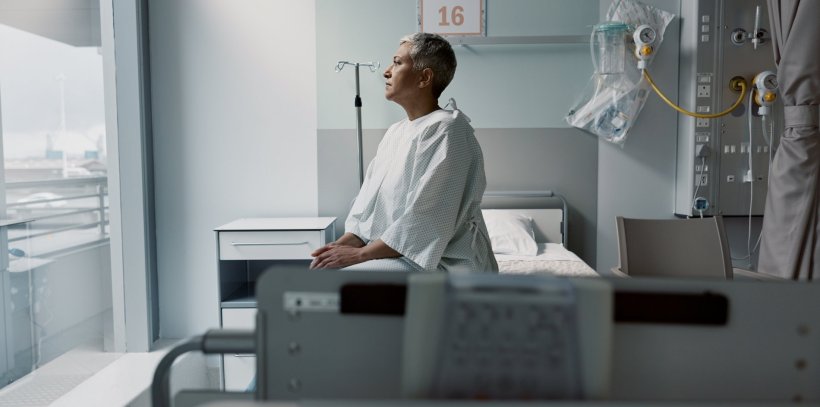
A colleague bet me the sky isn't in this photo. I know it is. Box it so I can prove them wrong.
[0,23,105,159]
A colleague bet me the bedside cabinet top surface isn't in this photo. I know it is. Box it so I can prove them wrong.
[215,217,336,231]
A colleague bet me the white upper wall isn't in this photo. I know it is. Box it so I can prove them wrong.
[149,0,318,338]
[317,0,598,130]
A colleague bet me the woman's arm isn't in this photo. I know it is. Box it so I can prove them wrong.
[334,232,366,248]
[310,239,400,269]
[360,239,401,261]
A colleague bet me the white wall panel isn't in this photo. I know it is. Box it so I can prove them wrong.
[149,0,318,338]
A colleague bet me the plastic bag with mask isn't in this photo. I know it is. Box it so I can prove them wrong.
[566,0,674,146]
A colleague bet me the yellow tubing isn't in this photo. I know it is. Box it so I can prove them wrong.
[643,69,747,119]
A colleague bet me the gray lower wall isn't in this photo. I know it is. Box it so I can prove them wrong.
[318,127,598,268]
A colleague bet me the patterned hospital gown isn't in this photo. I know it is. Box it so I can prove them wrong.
[345,109,498,272]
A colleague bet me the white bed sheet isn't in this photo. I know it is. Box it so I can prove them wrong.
[496,243,599,277]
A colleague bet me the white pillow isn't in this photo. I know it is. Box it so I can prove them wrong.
[481,209,538,256]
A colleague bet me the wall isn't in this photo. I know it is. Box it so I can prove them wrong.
[595,0,682,272]
[149,1,318,338]
[317,0,601,265]
[593,0,765,271]
[144,0,772,345]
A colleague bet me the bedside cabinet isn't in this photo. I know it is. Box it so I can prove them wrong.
[214,217,336,390]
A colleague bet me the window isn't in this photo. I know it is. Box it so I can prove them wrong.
[0,1,113,395]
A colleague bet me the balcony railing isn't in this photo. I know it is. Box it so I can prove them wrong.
[3,176,109,258]
[0,176,112,392]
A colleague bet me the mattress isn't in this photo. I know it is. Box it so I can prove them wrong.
[495,243,599,277]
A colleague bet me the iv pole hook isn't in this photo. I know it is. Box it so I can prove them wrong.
[335,61,380,186]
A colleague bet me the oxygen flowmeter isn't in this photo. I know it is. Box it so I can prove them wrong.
[633,24,657,69]
[753,71,778,116]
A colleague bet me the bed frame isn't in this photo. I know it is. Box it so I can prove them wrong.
[482,190,568,245]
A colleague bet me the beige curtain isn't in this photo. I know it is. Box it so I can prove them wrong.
[759,0,820,279]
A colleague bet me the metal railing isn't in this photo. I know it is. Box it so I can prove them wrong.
[3,176,109,255]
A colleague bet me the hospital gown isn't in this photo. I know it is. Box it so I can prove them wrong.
[345,109,498,272]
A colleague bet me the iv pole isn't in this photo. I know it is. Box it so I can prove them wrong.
[335,61,379,186]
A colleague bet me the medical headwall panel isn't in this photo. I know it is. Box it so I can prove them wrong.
[675,0,781,217]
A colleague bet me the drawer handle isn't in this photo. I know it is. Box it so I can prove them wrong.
[231,241,310,247]
[233,354,256,358]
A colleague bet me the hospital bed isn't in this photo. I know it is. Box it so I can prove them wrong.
[481,191,598,277]
[156,269,820,407]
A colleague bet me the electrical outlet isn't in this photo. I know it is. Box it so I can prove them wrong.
[693,197,710,211]
[696,174,709,186]
[697,85,711,97]
[696,118,710,127]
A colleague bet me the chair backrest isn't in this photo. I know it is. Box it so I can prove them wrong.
[616,216,733,279]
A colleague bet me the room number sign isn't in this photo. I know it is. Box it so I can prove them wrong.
[418,0,485,36]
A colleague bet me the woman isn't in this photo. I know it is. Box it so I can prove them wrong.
[310,33,497,272]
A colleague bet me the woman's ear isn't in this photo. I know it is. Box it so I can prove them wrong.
[418,67,434,89]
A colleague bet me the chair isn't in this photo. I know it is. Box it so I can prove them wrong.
[615,216,733,279]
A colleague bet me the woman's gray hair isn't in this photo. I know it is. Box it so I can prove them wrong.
[399,33,457,98]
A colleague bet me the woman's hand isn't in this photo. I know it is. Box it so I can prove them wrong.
[310,245,366,269]
[310,237,401,269]
[310,233,365,258]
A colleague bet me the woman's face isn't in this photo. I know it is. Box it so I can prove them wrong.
[383,43,422,104]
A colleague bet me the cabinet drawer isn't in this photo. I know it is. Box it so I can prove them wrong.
[222,308,256,329]
[222,308,256,391]
[224,353,256,391]
[219,230,322,260]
